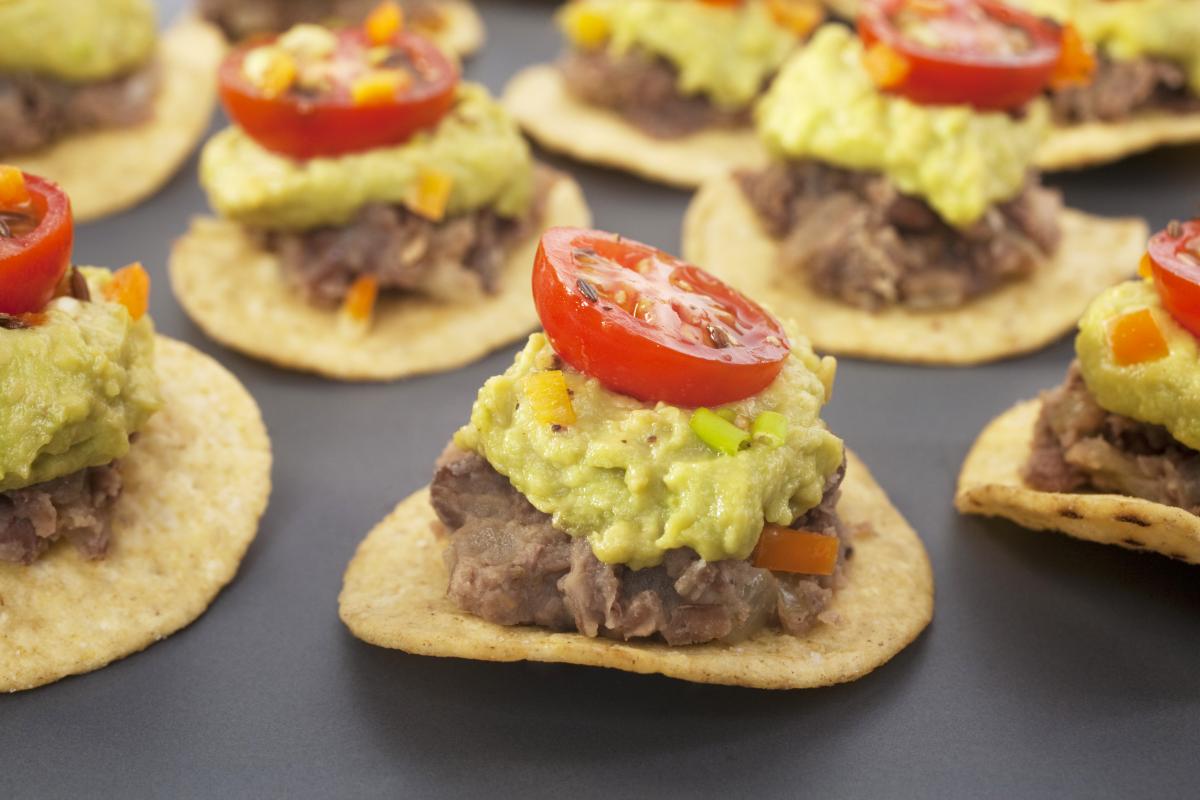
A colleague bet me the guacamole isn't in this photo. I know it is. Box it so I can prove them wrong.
[202,83,535,231]
[1076,279,1200,451]
[0,269,160,493]
[559,0,797,110]
[454,332,844,569]
[0,0,157,82]
[757,25,1048,228]
[1015,0,1200,94]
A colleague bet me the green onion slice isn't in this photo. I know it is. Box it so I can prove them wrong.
[691,408,749,456]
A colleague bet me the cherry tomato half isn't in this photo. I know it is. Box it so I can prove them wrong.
[532,228,791,407]
[0,173,73,316]
[1146,219,1200,338]
[219,29,458,160]
[858,0,1063,111]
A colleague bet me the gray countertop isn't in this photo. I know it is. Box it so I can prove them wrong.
[4,1,1199,797]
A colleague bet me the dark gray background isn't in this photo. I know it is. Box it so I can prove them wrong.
[3,1,1199,797]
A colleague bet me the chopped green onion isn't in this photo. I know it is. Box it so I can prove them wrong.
[751,411,788,446]
[691,407,749,456]
[715,408,737,423]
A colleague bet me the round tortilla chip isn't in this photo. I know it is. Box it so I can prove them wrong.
[338,451,933,689]
[9,20,225,223]
[956,399,1200,565]
[422,0,486,58]
[1037,112,1200,171]
[682,174,1149,365]
[168,176,591,381]
[502,64,767,188]
[0,337,272,693]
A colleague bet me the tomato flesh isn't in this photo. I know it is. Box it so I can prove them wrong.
[219,29,458,159]
[532,228,791,407]
[1147,219,1200,338]
[857,0,1063,111]
[0,173,73,316]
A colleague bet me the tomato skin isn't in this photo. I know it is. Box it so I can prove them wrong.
[218,29,458,160]
[1147,219,1200,338]
[532,228,791,408]
[0,174,73,316]
[857,0,1063,111]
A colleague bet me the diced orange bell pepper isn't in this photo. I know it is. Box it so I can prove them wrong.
[365,1,404,45]
[1109,308,1169,366]
[1050,24,1096,90]
[406,169,453,222]
[341,275,379,324]
[863,42,912,90]
[0,165,30,209]
[753,524,839,576]
[103,262,151,320]
[1138,253,1154,279]
[525,370,577,427]
[767,0,824,37]
[351,68,413,105]
[698,0,742,6]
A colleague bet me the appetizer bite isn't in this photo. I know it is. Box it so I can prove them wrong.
[684,3,1147,365]
[340,228,933,688]
[958,220,1200,564]
[197,0,484,59]
[169,16,590,380]
[1027,0,1200,168]
[503,0,822,187]
[2,0,223,222]
[0,167,271,692]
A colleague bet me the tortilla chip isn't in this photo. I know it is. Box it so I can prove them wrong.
[503,64,768,189]
[1038,112,1200,171]
[338,451,933,689]
[422,0,486,57]
[683,174,1148,365]
[957,399,1200,564]
[0,337,272,693]
[168,176,590,381]
[10,20,224,223]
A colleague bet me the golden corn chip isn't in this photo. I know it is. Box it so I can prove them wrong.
[168,176,591,381]
[0,337,272,692]
[682,175,1148,365]
[503,65,768,189]
[10,20,224,223]
[957,399,1200,564]
[339,451,933,689]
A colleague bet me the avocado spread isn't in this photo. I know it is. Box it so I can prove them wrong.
[757,25,1048,228]
[0,0,157,83]
[201,83,535,231]
[0,269,160,493]
[559,0,797,110]
[1016,0,1200,94]
[454,332,844,569]
[1076,279,1200,451]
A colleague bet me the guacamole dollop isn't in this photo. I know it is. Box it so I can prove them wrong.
[559,0,797,110]
[757,25,1048,228]
[454,332,844,569]
[1015,0,1200,94]
[201,83,534,231]
[0,0,157,82]
[1076,279,1200,450]
[0,269,160,493]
